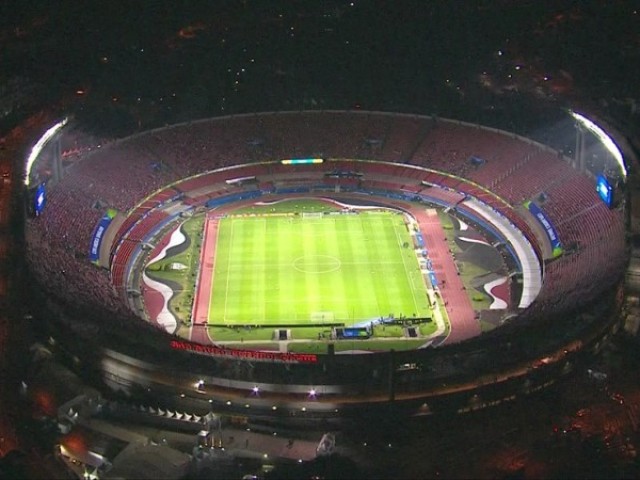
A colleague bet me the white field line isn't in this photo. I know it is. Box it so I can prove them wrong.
[392,220,420,315]
[223,219,235,324]
[206,218,221,331]
[261,218,267,323]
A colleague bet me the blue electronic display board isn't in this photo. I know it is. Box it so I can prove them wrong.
[524,200,563,257]
[88,208,117,263]
[596,174,613,208]
[33,183,46,216]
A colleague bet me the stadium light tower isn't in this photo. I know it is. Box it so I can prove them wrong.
[25,117,68,187]
[569,111,626,178]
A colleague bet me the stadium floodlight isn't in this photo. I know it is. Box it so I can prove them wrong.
[569,110,626,178]
[24,117,68,187]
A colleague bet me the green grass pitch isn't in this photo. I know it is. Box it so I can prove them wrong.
[208,211,433,326]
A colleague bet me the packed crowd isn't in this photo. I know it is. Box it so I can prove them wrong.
[25,111,626,325]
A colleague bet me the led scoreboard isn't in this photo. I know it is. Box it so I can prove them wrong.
[281,158,324,165]
[27,182,46,217]
[596,174,614,208]
[34,183,46,215]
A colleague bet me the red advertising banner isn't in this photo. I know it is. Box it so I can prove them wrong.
[170,340,318,364]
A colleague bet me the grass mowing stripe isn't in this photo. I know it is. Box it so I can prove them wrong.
[374,216,394,315]
[278,218,297,321]
[366,216,385,318]
[255,219,266,323]
[230,221,249,322]
[210,218,229,323]
[304,219,320,318]
[380,216,412,316]
[247,220,265,321]
[222,219,235,323]
[353,216,378,321]
[392,219,420,316]
[329,218,348,321]
[341,217,360,322]
[268,219,281,322]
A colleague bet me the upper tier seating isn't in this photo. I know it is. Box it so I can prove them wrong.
[26,112,626,322]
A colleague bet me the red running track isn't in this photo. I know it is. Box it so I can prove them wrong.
[414,208,480,344]
[190,214,218,345]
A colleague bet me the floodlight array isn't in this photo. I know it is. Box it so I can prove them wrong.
[570,111,626,178]
[25,118,68,187]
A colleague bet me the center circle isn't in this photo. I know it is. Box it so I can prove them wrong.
[292,255,341,274]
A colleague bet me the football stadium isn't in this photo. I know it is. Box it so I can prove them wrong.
[23,110,628,424]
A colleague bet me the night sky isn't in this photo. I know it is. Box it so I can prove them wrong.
[1,1,638,134]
